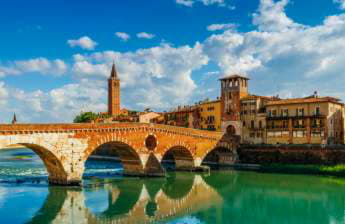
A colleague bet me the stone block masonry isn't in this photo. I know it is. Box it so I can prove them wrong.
[0,123,239,185]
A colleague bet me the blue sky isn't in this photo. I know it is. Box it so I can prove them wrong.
[1,0,345,122]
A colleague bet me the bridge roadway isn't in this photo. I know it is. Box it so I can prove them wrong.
[0,122,239,185]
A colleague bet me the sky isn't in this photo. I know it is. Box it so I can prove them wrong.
[1,0,345,123]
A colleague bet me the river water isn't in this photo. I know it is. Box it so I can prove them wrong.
[1,148,345,224]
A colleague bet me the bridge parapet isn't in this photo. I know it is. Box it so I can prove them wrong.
[0,123,222,140]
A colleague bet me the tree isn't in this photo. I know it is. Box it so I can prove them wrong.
[73,112,98,123]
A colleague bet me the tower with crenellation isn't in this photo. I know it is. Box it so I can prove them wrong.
[219,74,249,135]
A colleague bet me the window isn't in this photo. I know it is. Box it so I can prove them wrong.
[315,107,321,115]
[283,121,288,128]
[259,121,262,129]
[293,131,306,137]
[282,109,289,117]
[311,131,324,137]
[251,109,256,114]
[250,132,255,138]
[228,92,232,99]
[298,108,305,116]
[243,121,246,127]
[251,120,255,129]
[207,107,215,111]
[272,110,277,117]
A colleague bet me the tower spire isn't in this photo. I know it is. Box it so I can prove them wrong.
[11,113,17,124]
[110,61,118,78]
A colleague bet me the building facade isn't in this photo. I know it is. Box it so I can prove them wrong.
[240,95,273,144]
[139,112,161,123]
[198,99,221,131]
[163,106,198,128]
[220,75,249,135]
[265,95,344,145]
[142,69,345,145]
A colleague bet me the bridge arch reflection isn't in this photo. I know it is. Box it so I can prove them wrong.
[27,174,223,224]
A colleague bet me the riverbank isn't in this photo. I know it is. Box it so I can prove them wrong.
[0,144,25,150]
[256,164,345,177]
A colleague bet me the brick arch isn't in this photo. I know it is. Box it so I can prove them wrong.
[160,142,195,161]
[0,142,68,185]
[161,143,196,169]
[200,142,238,166]
[83,134,145,176]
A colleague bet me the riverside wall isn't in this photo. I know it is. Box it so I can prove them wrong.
[238,145,345,165]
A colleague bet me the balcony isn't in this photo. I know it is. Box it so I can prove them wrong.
[266,126,289,130]
[293,125,306,129]
[205,120,215,124]
[267,114,326,120]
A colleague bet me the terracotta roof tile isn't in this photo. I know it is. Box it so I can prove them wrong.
[266,96,342,106]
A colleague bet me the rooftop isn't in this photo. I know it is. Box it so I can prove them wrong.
[241,94,278,101]
[266,96,342,106]
[219,74,250,81]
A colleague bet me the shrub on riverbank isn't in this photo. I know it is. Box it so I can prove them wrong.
[260,164,345,177]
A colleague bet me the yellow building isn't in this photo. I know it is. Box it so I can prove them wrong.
[240,95,275,144]
[198,99,222,131]
[265,93,344,145]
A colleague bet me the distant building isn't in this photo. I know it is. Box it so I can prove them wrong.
[240,95,276,144]
[265,94,343,145]
[11,113,17,124]
[198,99,221,131]
[139,112,161,123]
[163,106,198,128]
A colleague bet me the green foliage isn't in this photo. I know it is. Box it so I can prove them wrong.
[73,112,98,123]
[261,164,345,177]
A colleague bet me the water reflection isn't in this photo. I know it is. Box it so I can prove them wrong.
[202,171,345,224]
[26,173,222,224]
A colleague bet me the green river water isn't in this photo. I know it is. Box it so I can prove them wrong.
[0,148,345,224]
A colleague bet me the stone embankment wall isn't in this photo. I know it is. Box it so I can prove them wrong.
[238,145,345,165]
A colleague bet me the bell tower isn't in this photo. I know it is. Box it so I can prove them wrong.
[108,62,121,116]
[220,74,249,134]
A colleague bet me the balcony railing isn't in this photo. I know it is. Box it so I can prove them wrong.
[266,126,289,130]
[267,114,325,119]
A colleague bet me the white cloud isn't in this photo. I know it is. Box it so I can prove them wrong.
[200,0,225,6]
[67,36,98,50]
[207,23,237,31]
[4,0,345,122]
[115,32,130,41]
[176,0,225,7]
[252,0,303,32]
[204,0,345,100]
[71,42,208,109]
[176,0,194,7]
[137,32,155,39]
[0,82,8,107]
[334,0,345,9]
[0,58,67,77]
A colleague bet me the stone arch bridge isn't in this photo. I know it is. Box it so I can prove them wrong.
[0,123,239,185]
